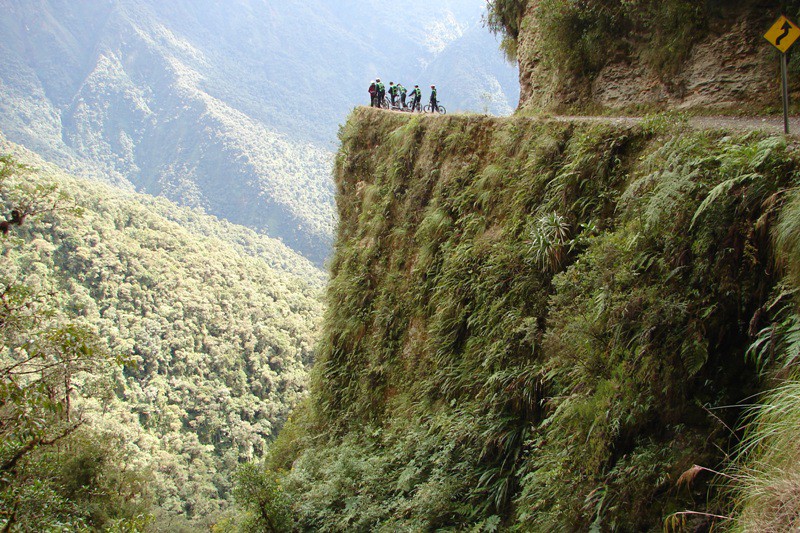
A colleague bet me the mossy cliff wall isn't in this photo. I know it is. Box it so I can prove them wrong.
[514,0,788,113]
[277,108,798,531]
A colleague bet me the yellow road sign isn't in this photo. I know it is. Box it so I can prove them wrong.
[765,15,800,53]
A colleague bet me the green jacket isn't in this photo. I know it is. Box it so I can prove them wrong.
[376,82,385,93]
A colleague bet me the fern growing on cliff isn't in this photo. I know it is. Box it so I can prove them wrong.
[528,211,570,273]
[534,0,707,86]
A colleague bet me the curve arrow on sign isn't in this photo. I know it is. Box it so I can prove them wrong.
[777,21,793,46]
[765,15,800,53]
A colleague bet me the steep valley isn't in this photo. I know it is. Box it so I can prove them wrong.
[6,0,800,530]
[0,0,519,266]
[0,1,521,528]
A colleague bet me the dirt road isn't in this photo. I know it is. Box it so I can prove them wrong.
[552,114,800,135]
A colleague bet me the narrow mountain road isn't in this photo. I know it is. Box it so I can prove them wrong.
[551,114,800,135]
[372,107,800,135]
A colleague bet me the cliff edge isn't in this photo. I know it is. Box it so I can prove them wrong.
[264,108,799,530]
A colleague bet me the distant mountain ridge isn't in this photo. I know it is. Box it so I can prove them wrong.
[0,0,518,264]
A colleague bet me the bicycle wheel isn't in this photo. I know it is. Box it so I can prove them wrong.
[423,104,432,113]
[438,106,446,115]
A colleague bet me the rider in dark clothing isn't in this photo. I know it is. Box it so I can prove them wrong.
[398,84,407,108]
[388,82,398,107]
[368,81,377,107]
[410,84,421,112]
[376,78,386,108]
[430,85,438,113]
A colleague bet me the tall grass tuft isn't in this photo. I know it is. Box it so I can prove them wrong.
[728,379,800,532]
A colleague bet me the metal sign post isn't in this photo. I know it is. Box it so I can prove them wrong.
[765,15,800,134]
[783,52,791,134]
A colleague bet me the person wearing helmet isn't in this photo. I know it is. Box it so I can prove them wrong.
[409,84,422,112]
[430,85,438,113]
[368,80,377,107]
[376,78,386,108]
[397,83,408,109]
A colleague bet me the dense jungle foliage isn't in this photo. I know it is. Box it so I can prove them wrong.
[0,148,324,530]
[240,108,800,531]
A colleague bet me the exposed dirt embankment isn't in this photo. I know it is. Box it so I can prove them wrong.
[518,1,781,113]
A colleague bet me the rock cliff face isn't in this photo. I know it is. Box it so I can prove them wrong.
[517,1,782,112]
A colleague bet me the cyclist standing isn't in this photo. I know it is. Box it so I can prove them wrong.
[410,84,421,112]
[430,85,438,113]
[368,80,377,107]
[376,78,386,108]
[388,82,398,107]
[398,83,407,108]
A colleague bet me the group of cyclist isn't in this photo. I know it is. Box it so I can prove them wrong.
[368,79,440,113]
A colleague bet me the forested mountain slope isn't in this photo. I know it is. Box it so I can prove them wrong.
[0,0,518,265]
[258,108,800,530]
[0,135,324,528]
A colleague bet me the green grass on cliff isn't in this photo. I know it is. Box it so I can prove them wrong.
[720,189,800,532]
[244,108,800,531]
[534,0,706,78]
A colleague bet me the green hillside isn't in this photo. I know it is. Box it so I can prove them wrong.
[0,138,324,529]
[252,108,800,531]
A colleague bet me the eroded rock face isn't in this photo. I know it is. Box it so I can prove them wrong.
[517,2,781,113]
[678,15,776,110]
[517,0,552,110]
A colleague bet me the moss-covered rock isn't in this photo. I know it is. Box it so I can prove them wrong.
[504,0,794,114]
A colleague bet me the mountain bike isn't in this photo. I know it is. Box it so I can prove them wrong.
[424,103,447,115]
[383,91,413,111]
[387,98,404,111]
[393,100,418,113]
[405,100,422,113]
